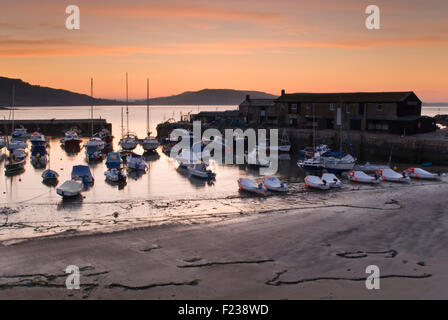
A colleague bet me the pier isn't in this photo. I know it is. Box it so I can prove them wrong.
[1,119,112,137]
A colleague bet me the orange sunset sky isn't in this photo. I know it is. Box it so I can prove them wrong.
[0,0,447,101]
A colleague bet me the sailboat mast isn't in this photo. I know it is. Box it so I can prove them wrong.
[146,77,149,136]
[312,103,316,152]
[126,72,129,136]
[121,107,124,139]
[11,84,15,132]
[90,78,94,137]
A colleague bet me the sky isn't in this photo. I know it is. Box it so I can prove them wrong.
[0,0,447,101]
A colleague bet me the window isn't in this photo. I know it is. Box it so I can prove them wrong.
[330,103,335,111]
[346,104,351,114]
[376,104,383,112]
[306,103,311,110]
[290,104,297,113]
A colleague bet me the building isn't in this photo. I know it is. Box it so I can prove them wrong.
[239,90,436,135]
[189,110,242,126]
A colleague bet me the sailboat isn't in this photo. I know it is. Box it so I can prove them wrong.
[297,103,323,172]
[119,73,139,151]
[84,78,105,160]
[3,116,25,175]
[8,85,28,151]
[42,138,59,184]
[140,78,160,152]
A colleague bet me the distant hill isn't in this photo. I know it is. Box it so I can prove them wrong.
[136,89,278,105]
[423,102,448,106]
[0,77,122,107]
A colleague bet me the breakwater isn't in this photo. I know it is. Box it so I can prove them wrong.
[1,119,112,137]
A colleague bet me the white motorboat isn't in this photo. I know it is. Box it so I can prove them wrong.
[245,150,270,167]
[105,168,127,182]
[56,180,83,198]
[376,168,410,183]
[354,162,390,173]
[263,176,288,192]
[321,173,342,188]
[304,175,330,190]
[322,154,356,173]
[126,153,147,171]
[7,139,28,151]
[176,150,199,167]
[238,178,267,195]
[347,170,381,184]
[187,163,216,179]
[404,168,442,181]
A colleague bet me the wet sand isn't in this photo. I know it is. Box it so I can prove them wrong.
[1,180,448,299]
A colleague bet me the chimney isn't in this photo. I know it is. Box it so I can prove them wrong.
[246,94,250,101]
[281,89,285,96]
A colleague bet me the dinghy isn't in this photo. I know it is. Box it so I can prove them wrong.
[347,170,381,184]
[71,165,94,184]
[56,180,83,198]
[42,169,59,183]
[238,178,267,195]
[354,162,390,173]
[126,153,147,171]
[105,168,127,182]
[263,176,288,192]
[304,175,330,190]
[376,168,410,183]
[321,173,342,188]
[187,163,216,179]
[404,168,442,181]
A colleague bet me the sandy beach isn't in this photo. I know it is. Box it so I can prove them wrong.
[1,179,447,299]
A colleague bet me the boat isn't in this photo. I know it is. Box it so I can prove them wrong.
[105,167,127,183]
[278,129,291,153]
[404,167,442,181]
[30,131,46,147]
[140,78,160,152]
[304,175,330,190]
[56,180,83,198]
[30,145,47,167]
[322,154,356,173]
[85,144,103,161]
[187,162,216,179]
[0,136,6,150]
[42,169,59,183]
[84,137,105,151]
[245,150,270,167]
[376,168,410,183]
[354,162,390,173]
[297,155,324,172]
[347,170,381,184]
[237,178,267,195]
[263,176,288,192]
[13,148,27,161]
[321,173,342,188]
[71,165,94,184]
[298,146,314,157]
[126,153,147,171]
[11,126,29,140]
[4,158,25,174]
[106,152,123,169]
[176,150,199,167]
[95,128,113,146]
[7,139,28,151]
[119,73,139,151]
[62,130,81,149]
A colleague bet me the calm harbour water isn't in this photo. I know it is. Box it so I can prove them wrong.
[0,105,445,205]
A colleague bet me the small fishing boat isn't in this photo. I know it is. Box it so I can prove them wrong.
[56,180,83,198]
[376,168,410,183]
[347,170,381,184]
[245,150,270,167]
[71,165,94,184]
[263,176,288,192]
[105,167,127,182]
[30,145,47,167]
[30,131,46,147]
[321,173,342,188]
[404,168,442,181]
[354,162,390,173]
[62,130,81,148]
[126,153,147,171]
[13,148,27,161]
[42,169,59,183]
[7,139,28,151]
[106,152,123,169]
[85,144,103,161]
[187,162,215,179]
[304,175,330,190]
[238,178,267,195]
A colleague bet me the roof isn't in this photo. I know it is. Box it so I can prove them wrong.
[239,98,276,107]
[194,110,239,117]
[276,92,419,103]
